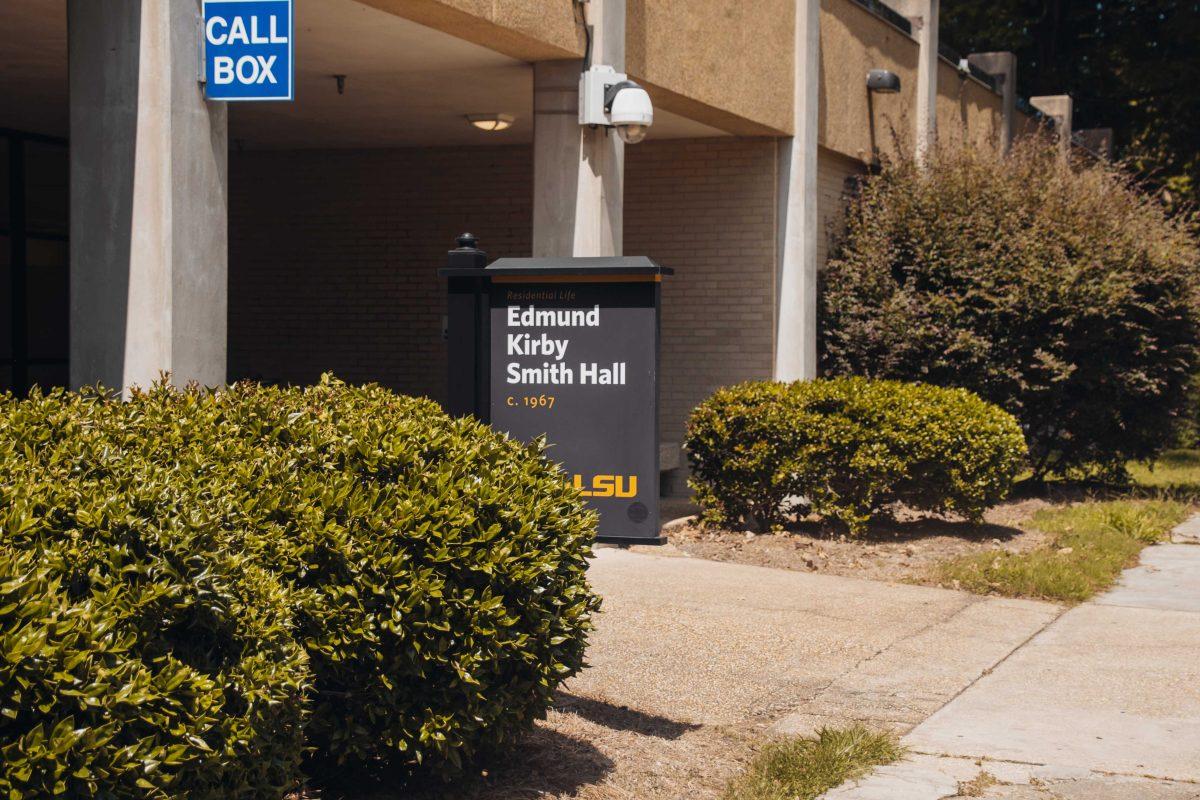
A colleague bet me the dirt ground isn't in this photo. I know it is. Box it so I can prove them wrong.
[653,497,1059,588]
[306,699,759,800]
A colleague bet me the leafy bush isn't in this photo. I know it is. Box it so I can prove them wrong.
[0,389,310,799]
[686,378,1026,533]
[182,379,601,775]
[0,377,600,793]
[820,141,1200,480]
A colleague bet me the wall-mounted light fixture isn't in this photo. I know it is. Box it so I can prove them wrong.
[466,113,515,132]
[866,69,901,93]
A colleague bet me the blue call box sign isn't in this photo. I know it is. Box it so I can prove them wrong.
[203,0,294,101]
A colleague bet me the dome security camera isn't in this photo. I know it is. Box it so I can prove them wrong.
[579,65,654,143]
[605,80,653,143]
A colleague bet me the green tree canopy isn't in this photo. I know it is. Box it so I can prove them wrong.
[942,0,1200,210]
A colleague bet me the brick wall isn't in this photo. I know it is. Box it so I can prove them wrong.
[816,146,866,267]
[228,145,533,402]
[625,138,778,443]
[229,137,779,444]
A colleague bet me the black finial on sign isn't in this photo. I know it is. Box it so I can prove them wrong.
[446,233,488,268]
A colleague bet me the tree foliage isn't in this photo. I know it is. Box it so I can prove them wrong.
[941,0,1200,210]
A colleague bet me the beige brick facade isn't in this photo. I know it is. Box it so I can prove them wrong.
[229,137,779,443]
[228,146,532,400]
[626,139,777,443]
[816,146,866,267]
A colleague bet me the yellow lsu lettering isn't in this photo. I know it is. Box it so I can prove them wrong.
[572,474,638,498]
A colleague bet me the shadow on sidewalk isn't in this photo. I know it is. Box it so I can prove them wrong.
[555,692,702,740]
[302,722,616,800]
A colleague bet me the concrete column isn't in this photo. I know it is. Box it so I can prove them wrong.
[1031,94,1073,159]
[967,51,1017,154]
[893,0,938,161]
[68,0,228,392]
[532,0,624,257]
[774,0,820,382]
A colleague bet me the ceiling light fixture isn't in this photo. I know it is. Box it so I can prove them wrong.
[466,114,515,132]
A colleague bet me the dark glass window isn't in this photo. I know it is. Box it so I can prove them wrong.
[3,130,69,396]
[27,363,68,393]
[25,140,68,237]
[26,238,69,361]
[0,137,9,232]
[0,234,10,363]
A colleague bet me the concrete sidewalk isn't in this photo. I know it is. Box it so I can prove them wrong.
[572,548,1059,731]
[491,549,1063,800]
[823,526,1200,799]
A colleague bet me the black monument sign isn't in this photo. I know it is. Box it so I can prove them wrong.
[440,237,670,544]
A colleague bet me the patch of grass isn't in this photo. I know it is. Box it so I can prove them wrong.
[1128,449,1200,495]
[934,499,1190,603]
[1027,498,1188,542]
[722,725,903,800]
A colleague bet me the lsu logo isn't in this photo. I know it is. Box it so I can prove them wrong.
[572,474,638,498]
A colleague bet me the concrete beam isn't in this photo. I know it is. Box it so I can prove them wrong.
[356,0,584,63]
[891,0,939,160]
[1031,94,1073,159]
[774,0,820,382]
[967,51,1017,154]
[359,0,795,138]
[68,0,227,392]
[532,0,625,257]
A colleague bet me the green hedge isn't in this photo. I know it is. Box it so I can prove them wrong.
[686,378,1027,533]
[0,390,309,799]
[188,380,600,773]
[0,377,600,795]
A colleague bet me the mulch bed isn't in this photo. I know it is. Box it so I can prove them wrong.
[655,498,1059,586]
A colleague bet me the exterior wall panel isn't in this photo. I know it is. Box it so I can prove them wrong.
[361,0,794,136]
[355,0,1009,152]
[358,0,584,61]
[626,0,794,135]
[820,0,918,161]
[936,60,1004,151]
[819,0,1006,161]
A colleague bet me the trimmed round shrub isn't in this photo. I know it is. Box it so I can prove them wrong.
[686,377,1027,533]
[0,389,310,799]
[819,141,1200,480]
[179,379,601,775]
[0,377,599,787]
